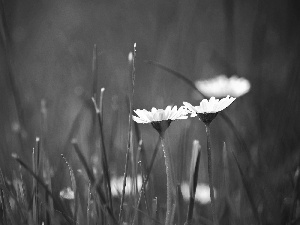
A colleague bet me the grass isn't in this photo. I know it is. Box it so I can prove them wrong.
[1,1,300,224]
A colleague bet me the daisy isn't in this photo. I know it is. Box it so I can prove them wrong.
[132,105,188,135]
[183,95,235,125]
[183,96,235,225]
[195,75,251,98]
[133,105,188,225]
[110,175,142,197]
[59,187,75,200]
[181,182,217,205]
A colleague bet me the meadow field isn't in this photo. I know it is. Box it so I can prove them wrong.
[0,0,300,224]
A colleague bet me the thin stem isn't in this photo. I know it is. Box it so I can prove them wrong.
[205,125,218,225]
[160,136,173,225]
[185,140,201,225]
[184,197,195,225]
[92,98,113,212]
[119,44,136,223]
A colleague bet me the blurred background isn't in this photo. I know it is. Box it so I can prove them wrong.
[1,0,300,224]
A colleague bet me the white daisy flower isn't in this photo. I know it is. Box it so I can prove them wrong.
[183,96,235,124]
[133,105,188,123]
[59,187,75,200]
[195,75,251,98]
[181,182,216,205]
[110,175,142,197]
[132,105,188,134]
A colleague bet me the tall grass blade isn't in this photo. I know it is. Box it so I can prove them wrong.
[228,148,261,225]
[176,185,184,225]
[72,140,95,184]
[72,140,118,225]
[32,137,40,225]
[40,99,53,225]
[99,88,105,124]
[185,140,201,225]
[12,154,73,224]
[145,60,205,98]
[87,182,91,225]
[131,137,161,225]
[0,0,26,152]
[92,44,98,98]
[61,154,77,224]
[133,140,146,224]
[91,97,113,212]
[151,197,158,225]
[138,157,150,218]
[0,189,8,225]
[119,44,137,223]
[119,103,133,223]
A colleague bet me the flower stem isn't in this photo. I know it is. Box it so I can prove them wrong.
[205,125,218,225]
[160,135,173,225]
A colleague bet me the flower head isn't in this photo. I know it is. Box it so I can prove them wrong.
[110,175,142,197]
[181,182,217,204]
[195,75,251,98]
[183,96,235,125]
[133,105,188,134]
[59,187,75,200]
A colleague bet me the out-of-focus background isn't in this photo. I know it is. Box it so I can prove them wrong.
[1,0,300,224]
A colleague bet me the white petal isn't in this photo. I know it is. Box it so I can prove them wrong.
[132,115,148,123]
[183,102,198,114]
[134,109,151,123]
[164,105,172,120]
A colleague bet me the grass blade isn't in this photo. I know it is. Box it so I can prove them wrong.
[151,197,158,225]
[0,169,20,225]
[92,44,98,98]
[0,0,27,155]
[176,185,184,225]
[72,140,95,184]
[185,140,201,225]
[0,189,8,225]
[61,154,77,224]
[11,154,73,224]
[32,137,40,225]
[72,140,118,225]
[92,97,113,212]
[119,44,137,223]
[228,148,261,225]
[119,99,134,223]
[87,182,91,225]
[131,137,161,225]
[99,88,105,124]
[145,60,205,98]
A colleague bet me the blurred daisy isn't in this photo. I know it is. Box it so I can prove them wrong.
[181,182,216,205]
[195,75,251,98]
[110,175,142,197]
[132,105,188,134]
[183,95,235,125]
[59,187,75,200]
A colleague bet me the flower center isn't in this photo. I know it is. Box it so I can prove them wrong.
[197,112,218,125]
[151,119,172,135]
